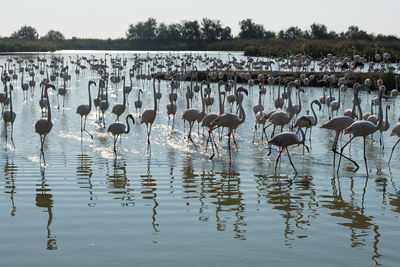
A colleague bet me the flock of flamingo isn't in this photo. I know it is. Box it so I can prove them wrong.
[1,52,400,176]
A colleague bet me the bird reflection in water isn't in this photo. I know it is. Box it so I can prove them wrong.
[324,176,382,265]
[183,155,247,239]
[4,158,17,216]
[36,167,57,250]
[256,174,318,246]
[76,153,96,207]
[106,157,135,206]
[141,158,159,233]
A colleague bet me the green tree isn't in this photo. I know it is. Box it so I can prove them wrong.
[278,26,304,39]
[181,20,201,41]
[310,23,328,39]
[238,19,268,39]
[200,18,232,41]
[42,30,65,41]
[344,25,372,40]
[11,25,39,40]
[126,18,158,40]
[156,23,182,41]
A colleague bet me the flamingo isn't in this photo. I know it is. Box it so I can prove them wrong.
[123,70,133,106]
[2,84,16,147]
[107,114,135,153]
[57,78,67,110]
[268,119,310,174]
[294,99,321,142]
[263,81,296,139]
[202,81,225,159]
[76,81,96,139]
[389,122,400,165]
[210,87,248,161]
[134,88,143,116]
[111,79,127,121]
[337,86,384,176]
[141,76,158,145]
[182,80,206,147]
[99,80,109,127]
[35,83,56,165]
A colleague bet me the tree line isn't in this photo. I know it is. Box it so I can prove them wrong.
[1,18,400,57]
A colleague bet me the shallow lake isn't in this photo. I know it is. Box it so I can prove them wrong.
[0,51,399,266]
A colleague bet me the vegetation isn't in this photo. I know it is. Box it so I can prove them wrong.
[1,20,400,61]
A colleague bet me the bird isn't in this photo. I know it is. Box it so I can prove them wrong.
[134,88,143,116]
[111,79,127,121]
[210,86,248,161]
[389,122,400,165]
[202,81,225,159]
[337,86,384,176]
[182,80,206,147]
[107,114,135,153]
[294,99,322,142]
[2,84,16,148]
[76,80,96,139]
[57,78,67,110]
[141,76,158,145]
[35,83,56,165]
[378,102,390,150]
[268,118,310,174]
[99,79,109,127]
[263,81,296,139]
[123,71,133,105]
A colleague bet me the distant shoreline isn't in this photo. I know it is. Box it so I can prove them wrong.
[0,39,399,61]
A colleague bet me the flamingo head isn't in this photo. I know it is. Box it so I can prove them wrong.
[237,87,248,96]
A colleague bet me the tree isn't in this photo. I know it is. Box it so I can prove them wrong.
[278,26,304,39]
[238,19,268,39]
[180,20,201,41]
[11,25,39,40]
[221,26,233,40]
[42,30,65,41]
[200,18,232,41]
[126,18,158,40]
[344,25,372,40]
[310,23,328,39]
[156,23,182,41]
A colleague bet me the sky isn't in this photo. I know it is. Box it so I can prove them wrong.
[2,0,399,39]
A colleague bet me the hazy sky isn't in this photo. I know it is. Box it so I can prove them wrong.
[3,0,398,39]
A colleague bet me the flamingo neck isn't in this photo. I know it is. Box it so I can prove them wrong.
[311,101,317,125]
[153,79,157,112]
[125,116,131,134]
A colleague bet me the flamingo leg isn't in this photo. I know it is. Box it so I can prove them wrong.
[363,137,369,176]
[113,135,117,154]
[338,136,357,173]
[80,116,83,136]
[83,115,93,139]
[388,138,400,165]
[274,148,284,173]
[10,122,15,149]
[228,130,232,162]
[232,131,238,150]
[286,148,297,174]
[187,122,197,148]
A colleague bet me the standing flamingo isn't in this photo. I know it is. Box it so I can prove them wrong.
[141,76,158,145]
[294,99,321,142]
[268,119,310,174]
[2,84,16,147]
[210,87,248,161]
[107,114,135,153]
[76,81,96,139]
[337,86,384,175]
[35,83,55,165]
